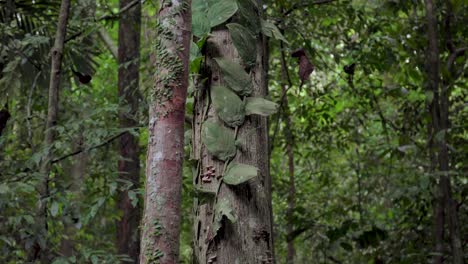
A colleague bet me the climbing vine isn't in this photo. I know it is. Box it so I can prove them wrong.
[190,0,287,243]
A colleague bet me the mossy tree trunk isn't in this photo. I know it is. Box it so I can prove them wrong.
[139,1,191,263]
[117,0,142,262]
[192,1,275,262]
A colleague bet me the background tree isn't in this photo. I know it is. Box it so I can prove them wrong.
[116,0,142,261]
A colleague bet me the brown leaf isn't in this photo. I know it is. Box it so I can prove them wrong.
[292,48,314,83]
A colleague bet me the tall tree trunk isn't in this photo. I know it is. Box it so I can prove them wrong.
[139,1,191,263]
[279,41,296,264]
[192,1,275,262]
[117,0,142,262]
[425,1,462,263]
[33,0,71,261]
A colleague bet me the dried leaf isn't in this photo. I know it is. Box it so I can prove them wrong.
[227,23,257,67]
[245,97,278,116]
[201,121,236,161]
[211,85,246,127]
[214,58,253,96]
[292,48,314,83]
[223,163,258,185]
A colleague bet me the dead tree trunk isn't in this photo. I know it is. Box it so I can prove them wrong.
[116,0,142,262]
[192,0,275,262]
[34,0,71,261]
[139,1,191,263]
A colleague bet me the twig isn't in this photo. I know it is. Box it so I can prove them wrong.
[51,131,126,163]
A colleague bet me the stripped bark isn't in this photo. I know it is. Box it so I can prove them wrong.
[33,0,71,261]
[139,1,191,263]
[192,1,275,262]
[116,0,142,262]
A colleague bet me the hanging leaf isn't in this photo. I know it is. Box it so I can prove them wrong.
[202,121,236,161]
[208,0,238,28]
[292,49,315,85]
[223,163,258,185]
[192,13,211,37]
[235,0,261,35]
[213,198,237,235]
[227,23,257,67]
[245,97,278,116]
[211,85,246,127]
[50,201,59,217]
[261,19,289,44]
[214,58,253,96]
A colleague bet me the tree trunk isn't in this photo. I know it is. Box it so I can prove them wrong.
[139,1,191,263]
[425,1,463,263]
[117,0,142,262]
[192,1,275,263]
[279,41,296,264]
[32,0,71,261]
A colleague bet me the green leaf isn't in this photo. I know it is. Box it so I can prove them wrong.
[192,13,211,37]
[261,19,289,44]
[214,58,253,96]
[211,85,246,127]
[223,163,258,185]
[245,97,278,116]
[50,201,59,217]
[213,198,237,235]
[208,0,238,28]
[235,0,261,34]
[227,23,257,67]
[202,121,236,161]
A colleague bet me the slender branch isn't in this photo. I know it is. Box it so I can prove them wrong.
[98,29,118,59]
[446,47,467,74]
[51,131,126,164]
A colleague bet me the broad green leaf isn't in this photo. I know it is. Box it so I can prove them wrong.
[235,0,261,35]
[227,23,257,67]
[213,198,237,235]
[202,121,236,161]
[261,19,289,44]
[214,58,253,96]
[193,0,209,13]
[245,97,278,116]
[211,85,246,127]
[192,13,211,37]
[208,0,238,28]
[223,163,258,185]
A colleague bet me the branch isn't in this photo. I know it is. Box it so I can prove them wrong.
[65,0,142,43]
[446,47,467,74]
[98,29,118,59]
[282,0,336,19]
[51,131,126,164]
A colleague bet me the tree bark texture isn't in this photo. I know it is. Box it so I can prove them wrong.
[425,1,463,263]
[139,1,191,263]
[192,2,275,263]
[117,0,142,262]
[33,0,71,261]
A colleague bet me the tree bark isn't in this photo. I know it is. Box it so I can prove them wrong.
[425,1,463,263]
[33,0,71,261]
[192,1,275,263]
[139,1,191,263]
[116,0,142,262]
[279,41,296,264]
